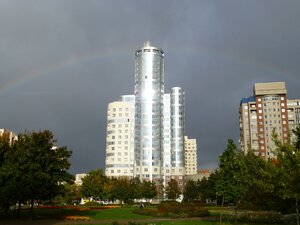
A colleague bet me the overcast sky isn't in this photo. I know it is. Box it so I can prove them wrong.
[1,1,300,174]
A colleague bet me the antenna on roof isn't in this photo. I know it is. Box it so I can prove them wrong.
[144,41,151,47]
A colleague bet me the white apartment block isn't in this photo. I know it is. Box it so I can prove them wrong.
[184,136,197,175]
[287,99,300,142]
[105,96,135,178]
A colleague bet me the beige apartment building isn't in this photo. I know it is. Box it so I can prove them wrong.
[239,82,300,158]
[184,136,197,175]
[105,96,135,178]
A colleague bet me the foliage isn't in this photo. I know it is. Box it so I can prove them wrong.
[0,132,15,212]
[81,169,106,200]
[83,201,101,207]
[215,139,251,204]
[62,183,82,204]
[157,201,209,218]
[227,211,297,225]
[165,179,181,200]
[272,126,300,225]
[0,130,73,216]
[183,180,198,202]
[141,180,157,201]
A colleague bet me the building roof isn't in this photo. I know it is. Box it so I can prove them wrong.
[254,82,287,95]
[240,96,255,105]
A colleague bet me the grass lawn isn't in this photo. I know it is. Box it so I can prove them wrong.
[0,206,286,225]
[77,206,155,220]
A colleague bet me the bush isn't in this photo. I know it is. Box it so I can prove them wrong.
[225,211,297,225]
[158,202,209,217]
[83,201,101,207]
[133,202,209,218]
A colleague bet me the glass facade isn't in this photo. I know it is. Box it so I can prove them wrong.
[134,41,164,181]
[171,87,185,169]
[105,42,190,187]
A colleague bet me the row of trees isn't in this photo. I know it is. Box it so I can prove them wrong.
[78,170,158,204]
[0,130,73,216]
[180,127,300,225]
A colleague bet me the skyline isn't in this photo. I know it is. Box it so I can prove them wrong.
[0,1,300,174]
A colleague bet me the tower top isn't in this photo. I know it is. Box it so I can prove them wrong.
[144,40,151,47]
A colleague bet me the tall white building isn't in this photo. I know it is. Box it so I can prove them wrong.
[105,42,196,188]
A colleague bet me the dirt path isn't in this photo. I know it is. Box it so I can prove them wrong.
[0,217,216,225]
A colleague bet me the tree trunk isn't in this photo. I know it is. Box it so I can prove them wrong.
[234,199,238,225]
[296,197,299,225]
[4,204,9,217]
[30,199,34,220]
[17,201,21,218]
[219,196,224,225]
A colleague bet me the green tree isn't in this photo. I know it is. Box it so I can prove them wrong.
[216,139,251,224]
[196,177,216,203]
[61,183,82,205]
[183,180,198,202]
[273,127,300,225]
[141,180,157,201]
[3,130,73,216]
[103,177,117,203]
[0,132,16,214]
[81,169,106,201]
[165,179,180,200]
[112,178,132,204]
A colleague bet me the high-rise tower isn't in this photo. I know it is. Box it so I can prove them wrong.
[240,82,300,158]
[105,42,197,192]
[134,41,164,182]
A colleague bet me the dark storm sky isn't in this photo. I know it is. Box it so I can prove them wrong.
[1,1,299,174]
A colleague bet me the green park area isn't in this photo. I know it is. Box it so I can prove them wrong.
[1,128,300,225]
[0,203,298,225]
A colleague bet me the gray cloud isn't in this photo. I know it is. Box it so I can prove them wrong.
[0,0,299,173]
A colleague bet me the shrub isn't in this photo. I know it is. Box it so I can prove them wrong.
[83,201,101,207]
[225,211,297,225]
[134,202,209,218]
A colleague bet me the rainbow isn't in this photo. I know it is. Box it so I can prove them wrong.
[0,47,131,95]
[0,45,294,95]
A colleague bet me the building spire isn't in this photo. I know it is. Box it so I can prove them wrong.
[144,40,151,47]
